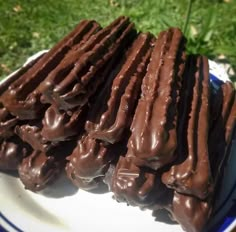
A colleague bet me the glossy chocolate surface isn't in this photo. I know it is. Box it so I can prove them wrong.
[126,28,186,170]
[210,87,236,190]
[0,52,44,96]
[86,33,154,143]
[208,81,235,179]
[15,120,56,152]
[40,16,136,110]
[1,20,100,119]
[162,55,213,200]
[0,105,18,138]
[170,192,211,232]
[18,149,66,191]
[0,136,31,170]
[66,135,126,191]
[111,156,168,207]
[41,105,88,142]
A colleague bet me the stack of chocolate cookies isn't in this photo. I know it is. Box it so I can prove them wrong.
[0,16,235,232]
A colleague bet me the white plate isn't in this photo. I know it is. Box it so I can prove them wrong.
[0,52,233,232]
[0,171,183,232]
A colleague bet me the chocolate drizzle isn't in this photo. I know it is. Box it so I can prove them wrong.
[0,52,45,97]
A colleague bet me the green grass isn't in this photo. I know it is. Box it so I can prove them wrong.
[0,0,236,83]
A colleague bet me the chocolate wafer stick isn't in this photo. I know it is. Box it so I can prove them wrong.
[85,33,154,144]
[40,17,136,110]
[213,92,236,188]
[1,20,100,119]
[224,94,236,144]
[208,81,235,178]
[162,55,213,200]
[0,51,45,96]
[40,17,128,97]
[126,28,186,170]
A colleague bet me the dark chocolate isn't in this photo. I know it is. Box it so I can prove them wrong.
[110,156,168,208]
[40,16,136,110]
[1,20,100,119]
[66,135,126,191]
[41,105,88,142]
[85,33,154,144]
[224,93,236,145]
[152,208,177,225]
[0,105,18,139]
[18,149,66,191]
[0,136,31,170]
[212,90,236,190]
[15,120,56,152]
[162,55,213,200]
[208,81,235,179]
[126,28,186,170]
[170,192,211,232]
[0,51,45,96]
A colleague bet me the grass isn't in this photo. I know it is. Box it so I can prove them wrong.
[0,0,236,83]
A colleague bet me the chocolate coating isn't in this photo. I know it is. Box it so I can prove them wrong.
[15,120,56,152]
[0,136,31,170]
[170,192,211,232]
[1,20,100,119]
[40,16,136,110]
[162,55,213,200]
[0,105,18,138]
[85,33,154,143]
[41,105,88,142]
[152,208,177,225]
[66,135,126,191]
[211,89,236,191]
[0,52,44,96]
[126,28,186,170]
[111,156,167,208]
[18,150,65,191]
[208,81,235,179]
[224,91,236,143]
